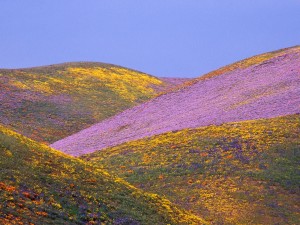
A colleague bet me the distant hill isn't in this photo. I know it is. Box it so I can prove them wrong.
[81,114,300,224]
[0,125,206,225]
[0,62,186,143]
[51,46,300,156]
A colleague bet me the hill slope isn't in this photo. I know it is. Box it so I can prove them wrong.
[0,125,206,224]
[82,114,300,224]
[52,46,300,156]
[0,62,185,143]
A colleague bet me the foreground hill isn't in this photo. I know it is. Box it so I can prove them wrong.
[0,125,206,224]
[82,114,300,224]
[52,46,300,156]
[0,62,185,143]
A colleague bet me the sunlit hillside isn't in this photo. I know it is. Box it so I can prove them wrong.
[52,46,300,156]
[0,125,207,225]
[82,114,300,224]
[0,62,186,143]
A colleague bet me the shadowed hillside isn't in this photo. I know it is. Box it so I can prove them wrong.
[0,125,206,225]
[0,62,186,143]
[82,114,300,224]
[52,46,300,156]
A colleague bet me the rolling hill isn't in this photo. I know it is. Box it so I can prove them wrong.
[51,46,300,156]
[0,124,207,225]
[0,62,186,143]
[81,114,300,224]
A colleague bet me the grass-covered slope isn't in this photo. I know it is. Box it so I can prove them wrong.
[82,115,300,224]
[52,46,300,156]
[0,62,184,143]
[0,125,207,225]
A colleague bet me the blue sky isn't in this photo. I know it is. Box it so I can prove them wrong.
[0,0,299,77]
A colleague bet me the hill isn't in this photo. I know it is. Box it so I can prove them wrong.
[81,114,300,224]
[0,62,186,143]
[0,125,206,224]
[51,46,300,156]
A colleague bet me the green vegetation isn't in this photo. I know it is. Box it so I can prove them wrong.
[0,62,175,143]
[83,114,300,224]
[0,125,207,224]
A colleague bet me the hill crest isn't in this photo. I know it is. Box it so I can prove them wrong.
[0,62,187,143]
[51,46,300,156]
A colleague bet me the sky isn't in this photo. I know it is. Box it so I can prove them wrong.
[0,0,299,77]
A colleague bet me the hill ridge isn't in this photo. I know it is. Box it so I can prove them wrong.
[51,46,300,156]
[0,61,155,77]
[156,45,300,97]
[0,63,186,143]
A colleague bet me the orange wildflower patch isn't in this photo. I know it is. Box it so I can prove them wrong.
[0,182,16,192]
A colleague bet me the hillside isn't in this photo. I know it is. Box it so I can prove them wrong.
[82,114,300,224]
[52,46,300,156]
[157,46,300,95]
[0,125,206,225]
[0,62,186,143]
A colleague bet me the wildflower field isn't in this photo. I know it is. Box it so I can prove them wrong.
[52,46,300,156]
[82,115,300,224]
[0,62,182,144]
[1,46,299,225]
[0,125,206,224]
